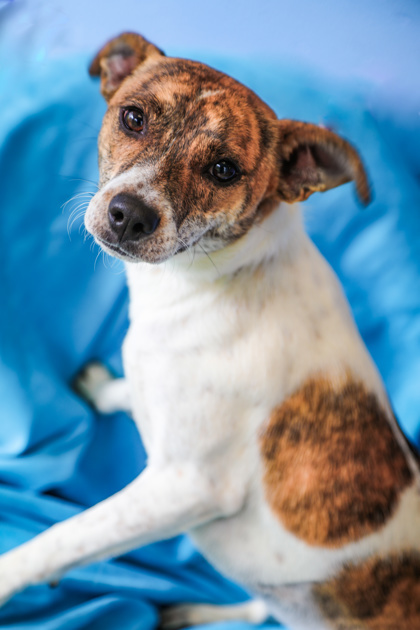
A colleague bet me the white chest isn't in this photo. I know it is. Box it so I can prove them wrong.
[122,263,278,465]
[122,231,383,466]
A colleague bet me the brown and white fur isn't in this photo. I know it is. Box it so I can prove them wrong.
[1,32,419,630]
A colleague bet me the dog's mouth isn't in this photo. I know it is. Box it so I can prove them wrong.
[95,228,210,263]
[96,237,139,261]
[97,237,193,263]
[95,234,180,264]
[91,215,218,265]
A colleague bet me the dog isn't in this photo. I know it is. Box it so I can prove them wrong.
[0,31,419,630]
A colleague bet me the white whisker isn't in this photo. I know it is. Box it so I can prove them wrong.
[67,204,90,239]
[61,191,95,213]
[61,176,99,189]
[93,248,102,271]
[177,236,194,267]
[198,242,220,276]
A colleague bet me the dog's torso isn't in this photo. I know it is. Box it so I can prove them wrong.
[123,204,420,628]
[1,32,419,630]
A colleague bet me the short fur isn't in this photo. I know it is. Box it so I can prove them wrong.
[260,377,413,547]
[0,32,418,630]
[313,553,420,629]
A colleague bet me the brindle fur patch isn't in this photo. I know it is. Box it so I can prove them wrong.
[88,32,371,264]
[260,377,413,546]
[313,553,420,629]
[98,57,280,244]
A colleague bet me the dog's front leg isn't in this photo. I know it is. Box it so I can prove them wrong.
[0,463,231,605]
[74,362,132,414]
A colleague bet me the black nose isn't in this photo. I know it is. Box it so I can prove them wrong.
[108,193,160,243]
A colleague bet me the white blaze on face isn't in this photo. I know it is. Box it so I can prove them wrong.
[84,164,178,254]
[197,89,225,101]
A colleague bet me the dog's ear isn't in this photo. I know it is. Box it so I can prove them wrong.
[276,120,371,206]
[89,32,164,101]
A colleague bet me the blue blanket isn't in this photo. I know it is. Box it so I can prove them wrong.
[0,52,419,629]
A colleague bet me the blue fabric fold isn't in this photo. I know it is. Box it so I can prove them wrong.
[0,50,419,629]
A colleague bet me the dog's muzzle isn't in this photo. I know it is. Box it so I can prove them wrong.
[108,193,160,244]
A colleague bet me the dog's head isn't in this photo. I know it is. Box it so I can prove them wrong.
[85,32,370,264]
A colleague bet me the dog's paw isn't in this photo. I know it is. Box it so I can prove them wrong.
[160,600,268,629]
[159,599,268,630]
[0,551,27,608]
[73,362,131,414]
[160,604,200,629]
[73,361,115,412]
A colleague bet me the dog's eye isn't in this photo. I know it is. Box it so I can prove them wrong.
[209,160,240,184]
[121,107,145,133]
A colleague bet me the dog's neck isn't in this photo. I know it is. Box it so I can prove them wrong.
[126,203,305,288]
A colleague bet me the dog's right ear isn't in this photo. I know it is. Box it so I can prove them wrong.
[89,32,164,101]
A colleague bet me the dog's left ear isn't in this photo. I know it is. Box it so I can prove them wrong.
[89,32,164,101]
[276,120,371,206]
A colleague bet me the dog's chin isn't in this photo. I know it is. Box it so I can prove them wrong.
[95,237,176,265]
[96,239,139,262]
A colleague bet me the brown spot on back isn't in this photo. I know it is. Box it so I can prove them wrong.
[260,377,413,546]
[314,553,420,629]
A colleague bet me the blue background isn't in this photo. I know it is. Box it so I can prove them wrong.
[0,1,419,628]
